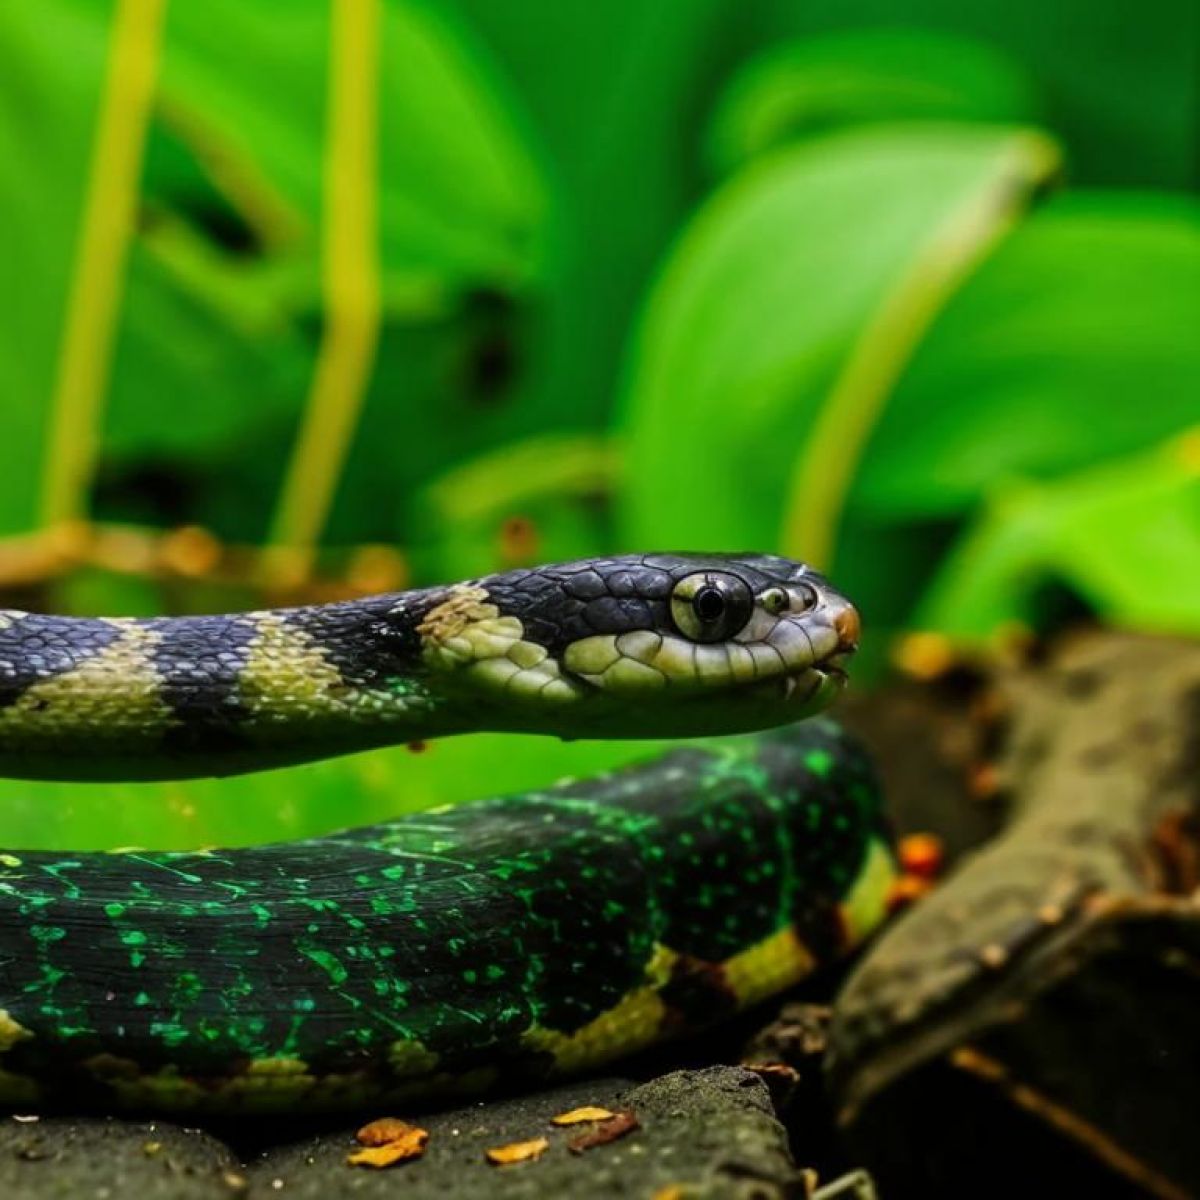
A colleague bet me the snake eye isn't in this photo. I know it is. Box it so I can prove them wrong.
[761,587,789,615]
[670,572,753,643]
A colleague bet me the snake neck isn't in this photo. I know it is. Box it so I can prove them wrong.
[0,592,459,780]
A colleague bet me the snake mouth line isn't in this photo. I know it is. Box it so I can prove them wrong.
[819,650,854,685]
[781,656,849,704]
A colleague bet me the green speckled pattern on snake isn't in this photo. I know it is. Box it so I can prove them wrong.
[0,554,893,1112]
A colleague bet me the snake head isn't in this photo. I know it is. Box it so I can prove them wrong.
[417,553,860,739]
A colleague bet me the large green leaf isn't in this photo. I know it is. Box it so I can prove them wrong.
[855,193,1200,519]
[708,27,1039,174]
[913,433,1200,642]
[618,124,1058,557]
[816,191,1198,642]
[854,192,1200,516]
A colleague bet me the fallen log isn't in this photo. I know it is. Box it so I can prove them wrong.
[827,632,1200,1199]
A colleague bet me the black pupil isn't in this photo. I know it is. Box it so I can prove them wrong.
[693,586,726,622]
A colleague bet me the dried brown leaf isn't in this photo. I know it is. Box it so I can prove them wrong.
[744,1062,801,1085]
[567,1110,640,1154]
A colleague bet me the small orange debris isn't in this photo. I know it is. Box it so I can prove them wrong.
[158,525,222,578]
[486,1137,550,1165]
[653,1188,687,1200]
[498,515,540,566]
[967,761,1001,800]
[550,1106,617,1126]
[346,1118,429,1168]
[886,873,935,914]
[568,1110,639,1154]
[345,545,409,595]
[892,631,956,680]
[979,943,1008,970]
[897,833,945,880]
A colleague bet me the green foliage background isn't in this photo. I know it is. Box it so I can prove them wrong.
[0,0,1197,849]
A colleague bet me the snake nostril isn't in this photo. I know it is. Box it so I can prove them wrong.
[833,606,861,650]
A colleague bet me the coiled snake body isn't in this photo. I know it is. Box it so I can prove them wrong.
[0,554,892,1112]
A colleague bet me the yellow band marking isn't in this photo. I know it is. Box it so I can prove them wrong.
[839,838,898,946]
[523,945,677,1075]
[0,622,172,739]
[420,586,582,701]
[723,924,816,1006]
[418,586,497,651]
[0,1010,33,1054]
[238,614,346,721]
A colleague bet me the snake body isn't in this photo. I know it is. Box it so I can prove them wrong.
[0,553,893,1112]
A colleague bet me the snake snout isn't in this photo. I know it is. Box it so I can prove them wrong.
[832,604,861,653]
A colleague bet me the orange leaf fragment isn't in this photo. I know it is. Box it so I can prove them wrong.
[355,1117,424,1147]
[346,1119,429,1168]
[346,1136,427,1169]
[486,1136,550,1165]
[550,1105,617,1126]
[897,832,945,879]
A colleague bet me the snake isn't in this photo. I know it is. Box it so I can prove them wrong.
[0,553,894,1113]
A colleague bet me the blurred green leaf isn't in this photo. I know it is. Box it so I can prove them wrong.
[409,433,616,581]
[0,733,676,852]
[618,124,1058,556]
[448,0,731,432]
[158,0,547,288]
[853,193,1200,518]
[914,433,1200,641]
[708,27,1039,174]
[0,0,108,535]
[1,0,556,549]
[103,221,309,464]
[753,0,1200,190]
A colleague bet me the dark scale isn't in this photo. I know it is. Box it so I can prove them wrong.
[0,615,122,707]
[146,615,260,752]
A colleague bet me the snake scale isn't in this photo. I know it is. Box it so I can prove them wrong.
[0,553,894,1112]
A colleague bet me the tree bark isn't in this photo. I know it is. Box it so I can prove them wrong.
[828,632,1200,1199]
